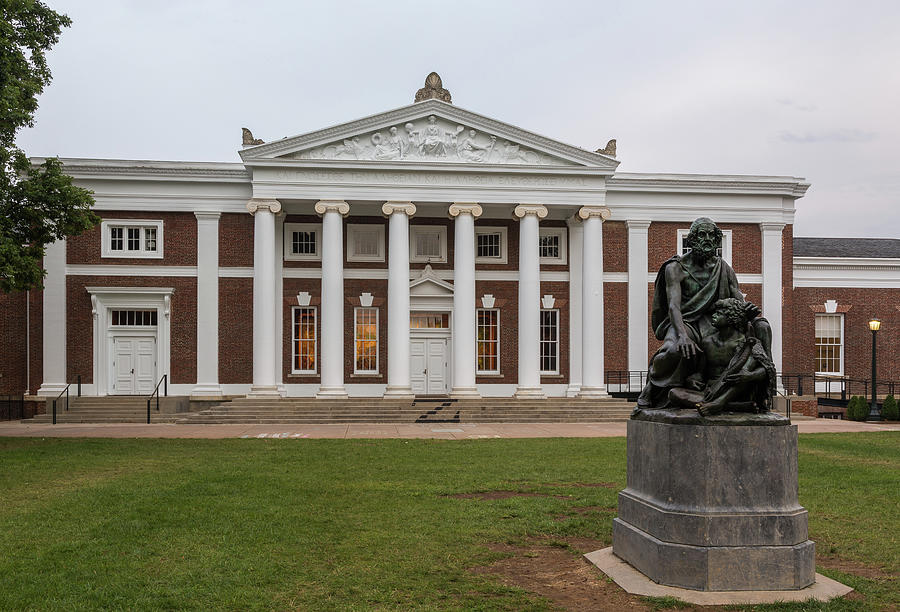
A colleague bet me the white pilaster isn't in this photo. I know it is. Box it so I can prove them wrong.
[316,200,350,398]
[449,202,482,398]
[760,222,785,375]
[274,212,285,393]
[566,217,584,397]
[514,204,548,398]
[383,201,416,398]
[192,212,222,397]
[37,239,67,395]
[626,220,652,380]
[247,199,281,397]
[579,206,611,397]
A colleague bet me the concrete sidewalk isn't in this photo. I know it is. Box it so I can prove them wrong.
[0,419,896,440]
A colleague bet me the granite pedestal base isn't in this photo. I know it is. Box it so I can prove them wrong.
[612,418,815,591]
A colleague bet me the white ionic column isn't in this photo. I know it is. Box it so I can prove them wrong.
[514,204,548,398]
[760,222,785,375]
[37,239,67,395]
[247,199,281,397]
[579,206,611,397]
[566,217,584,397]
[449,202,482,398]
[383,201,416,398]
[316,200,350,398]
[192,212,222,397]
[274,213,285,393]
[626,220,651,381]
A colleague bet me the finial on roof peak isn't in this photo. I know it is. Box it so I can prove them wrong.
[242,127,264,146]
[596,138,616,157]
[414,72,452,104]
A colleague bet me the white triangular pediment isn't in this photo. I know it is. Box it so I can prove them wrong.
[409,264,454,296]
[239,99,617,170]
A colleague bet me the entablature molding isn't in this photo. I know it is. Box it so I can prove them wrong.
[607,173,809,198]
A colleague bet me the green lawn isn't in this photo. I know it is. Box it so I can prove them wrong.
[0,433,896,611]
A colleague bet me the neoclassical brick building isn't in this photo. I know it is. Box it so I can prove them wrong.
[2,78,898,399]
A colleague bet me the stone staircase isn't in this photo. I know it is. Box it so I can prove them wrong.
[27,396,182,424]
[176,396,635,424]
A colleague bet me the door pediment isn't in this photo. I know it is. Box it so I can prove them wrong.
[239,99,618,171]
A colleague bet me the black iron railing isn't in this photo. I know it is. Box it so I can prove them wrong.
[146,374,168,424]
[0,395,25,421]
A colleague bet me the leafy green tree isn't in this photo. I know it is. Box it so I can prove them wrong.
[1,0,97,292]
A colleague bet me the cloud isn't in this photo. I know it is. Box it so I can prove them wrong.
[777,129,876,144]
[776,98,818,112]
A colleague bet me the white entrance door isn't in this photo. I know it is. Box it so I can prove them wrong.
[112,337,156,394]
[410,337,448,395]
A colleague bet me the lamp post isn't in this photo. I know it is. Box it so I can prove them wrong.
[867,319,883,422]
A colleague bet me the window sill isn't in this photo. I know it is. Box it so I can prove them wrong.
[350,373,381,378]
[476,372,503,377]
[288,373,318,378]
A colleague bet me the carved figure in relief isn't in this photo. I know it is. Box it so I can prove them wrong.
[419,115,450,157]
[334,137,367,159]
[635,218,772,413]
[372,130,403,160]
[457,129,496,162]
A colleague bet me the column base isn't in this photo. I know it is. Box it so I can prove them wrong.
[191,384,223,398]
[383,386,414,399]
[514,386,545,399]
[566,384,582,398]
[36,383,68,397]
[316,386,349,399]
[248,385,282,398]
[450,387,481,399]
[578,385,609,398]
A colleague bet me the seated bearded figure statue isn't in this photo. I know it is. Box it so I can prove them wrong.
[668,298,777,416]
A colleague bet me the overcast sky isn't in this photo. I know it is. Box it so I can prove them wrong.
[16,0,900,238]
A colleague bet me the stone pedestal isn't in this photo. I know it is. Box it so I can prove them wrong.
[612,418,815,591]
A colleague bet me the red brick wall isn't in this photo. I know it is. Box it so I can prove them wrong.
[281,278,321,384]
[67,212,197,266]
[29,289,42,394]
[648,221,760,274]
[0,291,28,393]
[343,279,388,384]
[220,213,254,267]
[66,276,197,385]
[475,280,517,385]
[782,224,794,370]
[220,278,253,384]
[605,283,627,372]
[603,221,627,273]
[540,281,569,384]
[787,287,900,381]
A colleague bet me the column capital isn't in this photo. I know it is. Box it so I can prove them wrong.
[315,200,350,216]
[194,211,222,221]
[625,219,652,231]
[514,204,548,219]
[246,198,282,215]
[578,206,611,221]
[759,222,786,233]
[449,202,483,218]
[382,201,416,217]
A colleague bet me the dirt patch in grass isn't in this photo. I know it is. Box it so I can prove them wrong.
[554,505,616,521]
[448,491,571,500]
[542,482,620,489]
[817,553,896,580]
[473,538,651,611]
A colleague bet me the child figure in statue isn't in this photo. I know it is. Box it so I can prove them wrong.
[668,298,776,416]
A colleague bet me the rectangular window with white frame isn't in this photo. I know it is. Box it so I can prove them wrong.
[284,223,323,261]
[354,307,379,374]
[101,220,163,258]
[476,308,500,374]
[678,228,733,266]
[539,309,560,374]
[409,225,447,263]
[815,313,843,375]
[347,224,385,262]
[292,306,317,374]
[475,226,508,264]
[538,227,567,265]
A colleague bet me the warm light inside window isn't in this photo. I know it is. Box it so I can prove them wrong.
[869,319,881,332]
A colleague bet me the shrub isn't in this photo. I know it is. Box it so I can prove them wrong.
[846,396,869,421]
[882,395,898,421]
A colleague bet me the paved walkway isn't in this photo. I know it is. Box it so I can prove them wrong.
[0,419,896,439]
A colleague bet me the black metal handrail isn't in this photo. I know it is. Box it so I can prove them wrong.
[777,373,897,400]
[146,374,168,424]
[52,384,70,425]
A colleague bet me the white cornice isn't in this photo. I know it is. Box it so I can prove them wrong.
[37,158,250,181]
[68,265,197,277]
[608,173,809,197]
[239,99,618,170]
[793,256,900,288]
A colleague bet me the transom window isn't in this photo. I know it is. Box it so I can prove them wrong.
[815,314,843,375]
[354,307,379,373]
[347,224,385,262]
[284,223,322,261]
[410,226,447,263]
[477,309,500,374]
[110,310,158,326]
[292,307,317,373]
[538,227,567,264]
[102,220,163,258]
[540,309,560,374]
[410,312,449,329]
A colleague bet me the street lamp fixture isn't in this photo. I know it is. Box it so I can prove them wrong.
[867,319,882,422]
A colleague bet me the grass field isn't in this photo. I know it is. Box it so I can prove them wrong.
[0,433,897,610]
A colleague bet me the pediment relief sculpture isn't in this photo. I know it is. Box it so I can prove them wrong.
[290,115,568,166]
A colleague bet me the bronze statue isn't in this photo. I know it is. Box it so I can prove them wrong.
[635,218,774,419]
